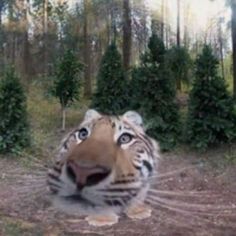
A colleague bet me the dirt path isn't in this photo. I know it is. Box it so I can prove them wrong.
[0,152,236,236]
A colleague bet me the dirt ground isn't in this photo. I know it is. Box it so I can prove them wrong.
[0,147,236,236]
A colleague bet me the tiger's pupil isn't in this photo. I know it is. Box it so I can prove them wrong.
[119,133,133,144]
[78,128,88,140]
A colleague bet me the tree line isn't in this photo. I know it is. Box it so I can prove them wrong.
[0,0,235,96]
[1,32,236,153]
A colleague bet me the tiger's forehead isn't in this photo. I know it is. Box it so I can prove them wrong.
[110,116,134,131]
[94,115,127,130]
[80,115,134,132]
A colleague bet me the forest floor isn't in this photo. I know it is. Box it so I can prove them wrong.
[0,144,236,236]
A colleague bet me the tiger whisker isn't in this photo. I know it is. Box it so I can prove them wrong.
[16,178,47,183]
[16,186,47,195]
[15,187,46,194]
[0,167,23,173]
[121,191,145,210]
[27,165,49,171]
[148,188,219,197]
[15,183,47,191]
[16,178,46,184]
[15,190,47,200]
[17,189,49,201]
[3,168,47,174]
[20,159,51,169]
[5,174,47,180]
[16,180,47,186]
[148,193,230,211]
[16,175,47,180]
[145,199,201,230]
[147,178,178,185]
[146,166,195,180]
[19,157,52,168]
[147,194,236,216]
[145,197,215,225]
[146,197,236,230]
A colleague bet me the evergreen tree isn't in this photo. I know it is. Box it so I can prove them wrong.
[91,43,129,115]
[130,34,180,150]
[0,68,30,154]
[52,50,83,131]
[186,45,236,150]
[166,46,192,91]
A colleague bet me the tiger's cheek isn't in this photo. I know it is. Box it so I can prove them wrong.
[114,150,137,178]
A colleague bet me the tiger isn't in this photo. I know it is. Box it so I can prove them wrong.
[47,109,160,226]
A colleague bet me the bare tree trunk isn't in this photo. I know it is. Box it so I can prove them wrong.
[43,0,48,76]
[165,0,169,49]
[218,18,225,80]
[23,31,30,82]
[62,107,66,131]
[183,2,190,49]
[22,0,31,84]
[83,0,92,98]
[123,0,132,74]
[219,46,225,80]
[0,4,2,32]
[11,33,16,65]
[165,25,169,49]
[8,2,15,66]
[177,0,180,47]
[231,1,236,99]
[176,0,181,91]
[0,1,4,72]
[111,1,117,43]
[106,15,111,44]
[160,0,164,41]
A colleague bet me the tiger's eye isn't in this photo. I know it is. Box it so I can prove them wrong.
[78,128,88,140]
[118,133,133,144]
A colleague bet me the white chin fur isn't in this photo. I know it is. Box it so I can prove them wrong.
[52,196,121,216]
[52,183,150,217]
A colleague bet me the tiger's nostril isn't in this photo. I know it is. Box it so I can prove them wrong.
[86,171,110,186]
[66,161,111,189]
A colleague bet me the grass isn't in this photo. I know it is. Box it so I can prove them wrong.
[27,83,90,132]
[0,217,43,236]
[224,145,236,164]
[27,85,89,166]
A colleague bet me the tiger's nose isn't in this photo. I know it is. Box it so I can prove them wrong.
[66,161,111,190]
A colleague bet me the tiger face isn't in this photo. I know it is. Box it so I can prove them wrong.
[48,109,159,216]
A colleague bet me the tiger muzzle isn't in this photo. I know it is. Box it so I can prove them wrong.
[66,161,111,189]
[66,138,116,189]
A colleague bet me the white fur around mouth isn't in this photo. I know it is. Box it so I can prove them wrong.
[63,194,96,207]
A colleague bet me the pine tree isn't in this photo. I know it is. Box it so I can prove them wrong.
[166,46,192,90]
[91,43,129,115]
[52,50,83,131]
[130,34,180,150]
[186,45,236,150]
[0,68,30,154]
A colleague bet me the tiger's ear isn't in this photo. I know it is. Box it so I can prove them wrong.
[84,109,101,120]
[123,111,143,127]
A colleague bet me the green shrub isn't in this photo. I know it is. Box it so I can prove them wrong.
[130,34,181,151]
[51,50,83,130]
[186,45,236,150]
[166,46,192,90]
[91,43,129,115]
[0,68,30,154]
